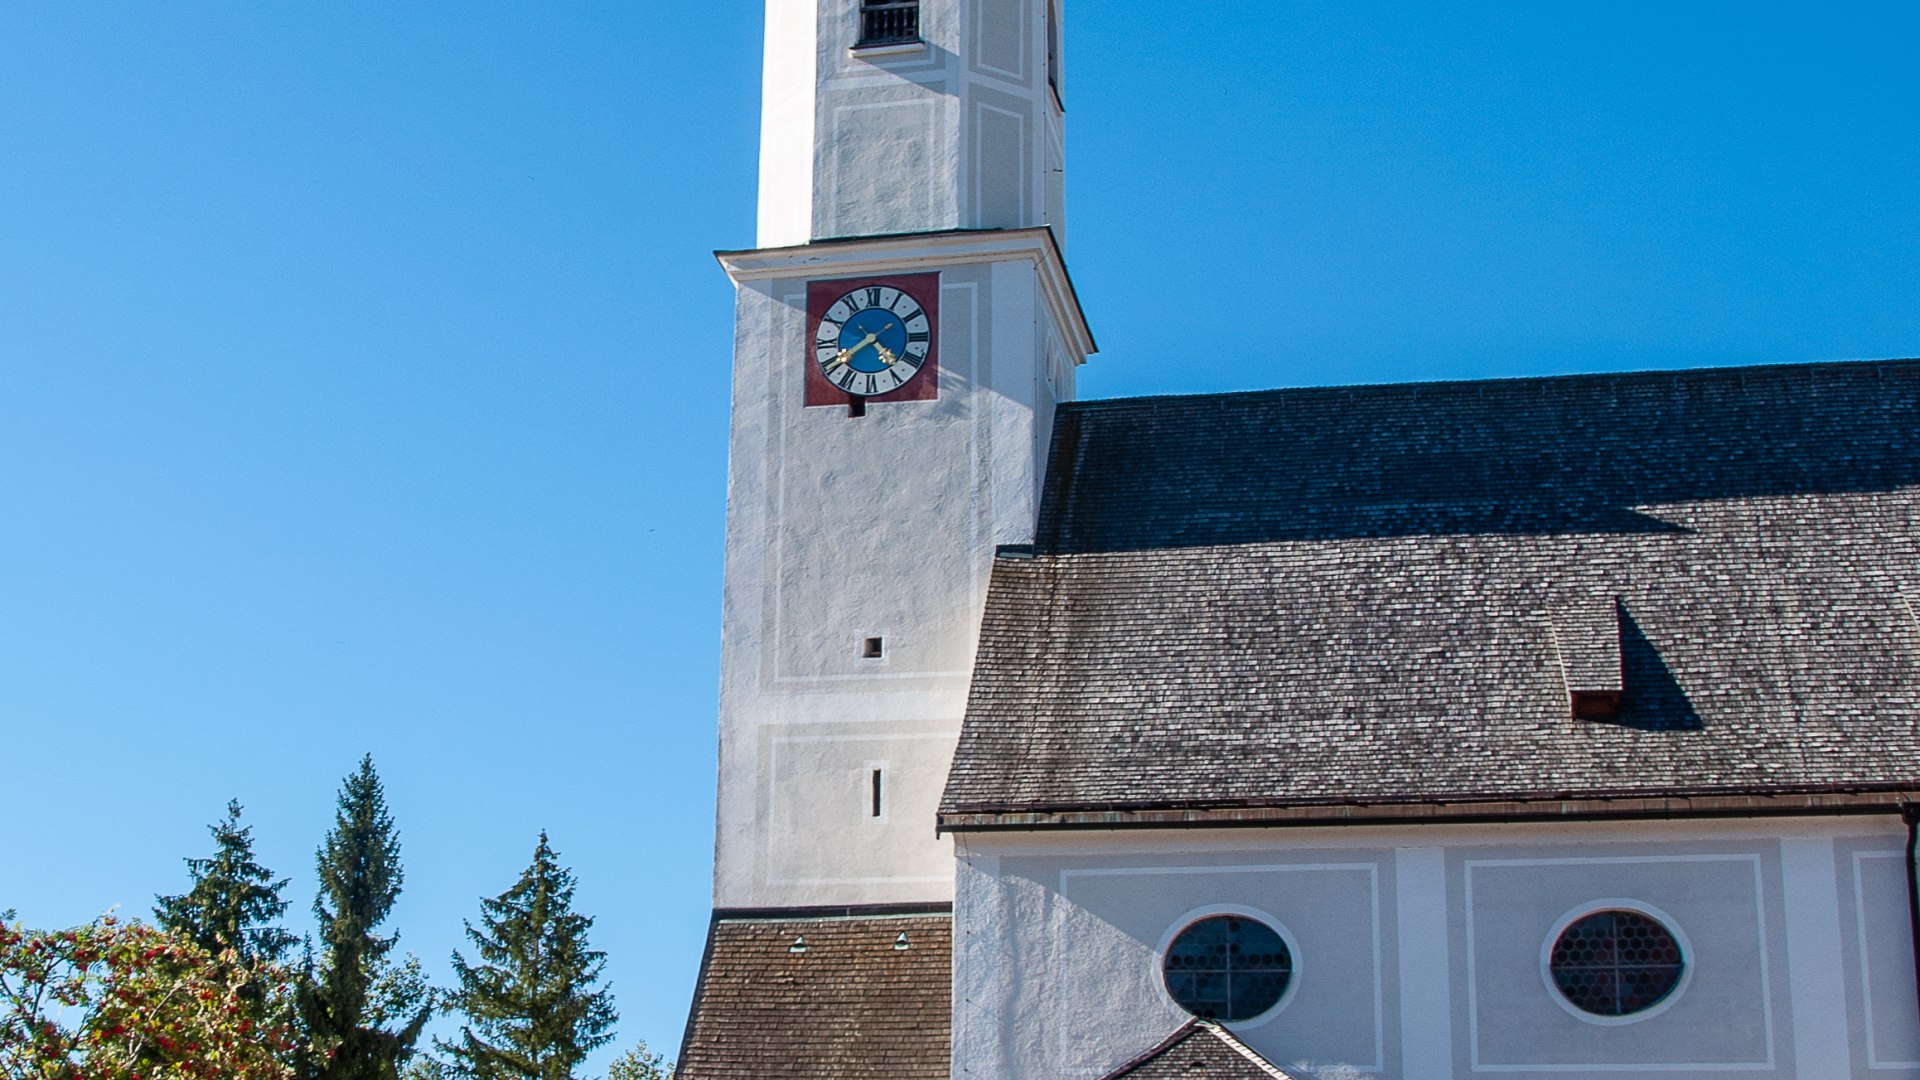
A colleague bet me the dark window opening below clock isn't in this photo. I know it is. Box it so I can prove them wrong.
[870,769,884,817]
[862,636,885,659]
[848,395,866,418]
[857,0,919,48]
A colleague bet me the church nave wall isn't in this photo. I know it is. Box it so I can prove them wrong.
[950,817,1920,1080]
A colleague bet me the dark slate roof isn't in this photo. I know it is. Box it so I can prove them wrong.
[1100,1020,1301,1079]
[942,359,1920,826]
[676,913,950,1079]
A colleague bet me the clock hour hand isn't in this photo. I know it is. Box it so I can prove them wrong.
[832,330,880,368]
[830,322,897,367]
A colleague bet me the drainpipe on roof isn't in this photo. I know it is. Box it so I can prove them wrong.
[1904,805,1920,1033]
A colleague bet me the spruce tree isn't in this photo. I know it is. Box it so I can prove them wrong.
[604,1043,671,1080]
[155,799,298,967]
[437,833,617,1080]
[302,755,434,1080]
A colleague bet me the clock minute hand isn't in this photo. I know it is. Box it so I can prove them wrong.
[829,322,900,370]
[832,329,882,367]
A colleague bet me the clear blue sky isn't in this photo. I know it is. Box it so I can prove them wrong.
[1,0,1914,1071]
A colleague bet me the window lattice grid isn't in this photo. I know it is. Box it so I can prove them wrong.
[1162,915,1293,1022]
[858,0,920,46]
[1549,910,1685,1016]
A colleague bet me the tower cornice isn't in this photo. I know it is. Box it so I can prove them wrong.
[716,227,1097,360]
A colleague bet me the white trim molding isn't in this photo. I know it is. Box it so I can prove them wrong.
[716,227,1097,360]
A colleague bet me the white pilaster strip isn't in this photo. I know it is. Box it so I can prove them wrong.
[755,0,816,247]
[1781,836,1851,1074]
[988,259,1039,545]
[1395,847,1456,1080]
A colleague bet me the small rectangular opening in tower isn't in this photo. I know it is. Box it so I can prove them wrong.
[870,768,884,817]
[862,636,884,659]
[847,395,866,418]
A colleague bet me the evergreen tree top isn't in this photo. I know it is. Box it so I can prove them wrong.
[155,799,297,966]
[438,832,617,1080]
[303,754,434,1080]
[315,754,405,957]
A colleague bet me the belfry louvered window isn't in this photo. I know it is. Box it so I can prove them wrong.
[858,0,920,46]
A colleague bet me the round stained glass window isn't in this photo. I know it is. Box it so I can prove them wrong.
[1162,915,1293,1022]
[1549,909,1685,1017]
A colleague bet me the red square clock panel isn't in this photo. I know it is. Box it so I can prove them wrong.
[804,273,940,407]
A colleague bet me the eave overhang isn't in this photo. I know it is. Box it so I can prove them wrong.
[939,786,1920,833]
[715,227,1097,360]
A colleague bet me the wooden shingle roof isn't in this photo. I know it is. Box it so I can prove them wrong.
[942,359,1920,829]
[1100,1020,1302,1079]
[676,912,950,1079]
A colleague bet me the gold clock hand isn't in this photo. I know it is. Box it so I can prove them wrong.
[874,344,898,367]
[825,320,898,363]
[832,329,882,367]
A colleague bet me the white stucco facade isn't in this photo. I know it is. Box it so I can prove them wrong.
[714,0,1083,911]
[756,0,1066,245]
[696,7,1920,1080]
[949,817,1920,1080]
[710,232,1087,911]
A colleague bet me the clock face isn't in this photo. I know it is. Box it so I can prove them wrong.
[813,284,933,397]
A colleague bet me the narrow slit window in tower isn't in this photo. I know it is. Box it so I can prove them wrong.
[870,768,885,817]
[1046,0,1061,101]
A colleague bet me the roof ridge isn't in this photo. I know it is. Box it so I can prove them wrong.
[1195,1021,1303,1079]
[712,902,952,923]
[1056,355,1920,414]
[1098,1019,1205,1078]
[1098,1019,1303,1079]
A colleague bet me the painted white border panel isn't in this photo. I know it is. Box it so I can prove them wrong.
[1852,850,1920,1071]
[825,98,940,236]
[1061,861,1386,1072]
[1463,853,1776,1073]
[764,730,956,887]
[968,0,1029,84]
[970,101,1030,228]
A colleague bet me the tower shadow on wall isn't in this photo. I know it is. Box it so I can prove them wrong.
[1599,605,1703,733]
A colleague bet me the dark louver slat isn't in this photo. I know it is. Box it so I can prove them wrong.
[859,1,920,46]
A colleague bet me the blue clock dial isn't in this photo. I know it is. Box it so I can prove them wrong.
[814,285,932,397]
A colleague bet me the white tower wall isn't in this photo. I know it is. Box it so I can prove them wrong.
[756,0,1067,244]
[712,0,1088,911]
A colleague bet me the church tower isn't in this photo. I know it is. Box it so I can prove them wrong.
[709,0,1093,914]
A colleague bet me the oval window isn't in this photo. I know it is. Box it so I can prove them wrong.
[1549,909,1685,1016]
[1162,915,1293,1022]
